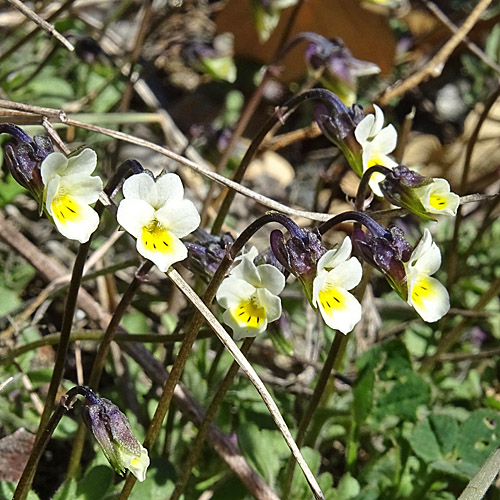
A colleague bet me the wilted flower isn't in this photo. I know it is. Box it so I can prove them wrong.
[41,148,103,243]
[354,105,398,196]
[305,36,380,106]
[116,172,200,272]
[312,237,363,333]
[216,247,285,340]
[81,391,149,481]
[251,0,298,42]
[184,34,236,83]
[405,228,449,322]
[1,123,53,203]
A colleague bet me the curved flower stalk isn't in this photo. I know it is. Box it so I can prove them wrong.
[354,104,398,196]
[116,172,201,272]
[81,390,150,481]
[405,229,450,322]
[216,247,285,340]
[41,148,103,243]
[312,237,363,333]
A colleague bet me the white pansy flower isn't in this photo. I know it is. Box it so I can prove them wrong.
[117,172,200,272]
[414,178,460,216]
[406,228,449,322]
[312,237,363,334]
[41,148,103,243]
[216,247,285,340]
[355,104,398,196]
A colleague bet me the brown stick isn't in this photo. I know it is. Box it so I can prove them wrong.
[377,0,493,106]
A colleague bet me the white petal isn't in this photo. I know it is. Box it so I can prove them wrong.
[122,173,158,207]
[136,230,188,272]
[66,148,97,176]
[155,173,185,205]
[235,246,259,263]
[117,199,156,238]
[367,124,397,156]
[322,257,363,291]
[372,105,385,135]
[41,152,68,185]
[127,446,150,482]
[51,200,100,243]
[317,237,352,272]
[59,173,103,204]
[222,308,267,340]
[255,288,282,323]
[230,251,261,285]
[408,273,449,322]
[155,199,200,238]
[416,178,460,216]
[315,284,362,334]
[355,114,375,146]
[216,277,255,309]
[408,229,441,276]
[256,264,286,295]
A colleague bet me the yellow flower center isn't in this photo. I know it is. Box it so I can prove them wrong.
[51,194,82,224]
[141,220,173,253]
[429,193,448,210]
[318,287,344,313]
[232,298,266,328]
[410,275,434,308]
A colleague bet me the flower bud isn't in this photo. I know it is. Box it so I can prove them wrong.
[184,228,235,279]
[352,221,411,299]
[1,124,53,203]
[81,391,149,482]
[305,36,380,106]
[314,95,365,175]
[270,227,325,304]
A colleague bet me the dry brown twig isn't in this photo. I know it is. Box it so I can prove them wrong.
[377,0,493,106]
[4,0,75,52]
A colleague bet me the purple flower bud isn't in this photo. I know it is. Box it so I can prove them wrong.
[305,36,380,106]
[81,391,149,481]
[1,124,53,202]
[352,223,411,299]
[270,227,325,303]
[184,228,235,279]
[314,96,365,175]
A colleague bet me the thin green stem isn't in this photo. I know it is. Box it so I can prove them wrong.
[355,165,392,212]
[67,261,153,477]
[2,330,212,365]
[281,332,345,498]
[170,337,254,500]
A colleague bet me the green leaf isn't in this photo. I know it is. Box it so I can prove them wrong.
[75,465,113,500]
[409,414,458,462]
[52,479,77,500]
[237,423,288,487]
[0,482,40,500]
[456,410,500,473]
[129,458,176,499]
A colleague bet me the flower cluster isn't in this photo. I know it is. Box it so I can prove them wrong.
[216,247,285,340]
